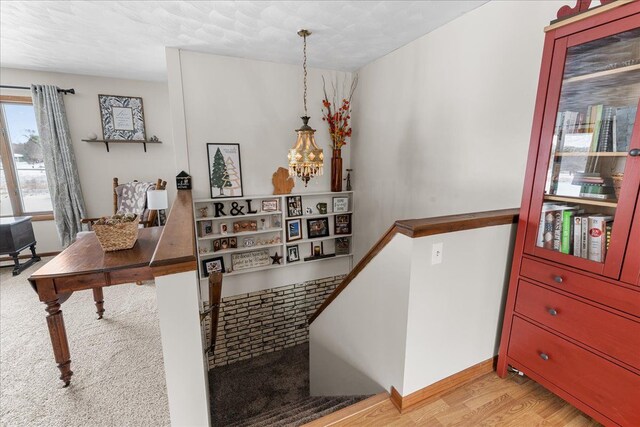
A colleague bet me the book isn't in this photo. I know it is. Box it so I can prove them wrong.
[538,203,562,247]
[543,209,557,250]
[596,106,615,152]
[554,207,578,251]
[581,215,589,259]
[561,210,576,254]
[588,215,613,262]
[573,215,583,257]
[614,105,637,152]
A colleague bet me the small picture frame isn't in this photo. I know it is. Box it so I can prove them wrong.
[220,223,228,235]
[333,197,349,213]
[261,199,279,212]
[336,237,350,255]
[287,195,303,217]
[229,237,237,249]
[201,257,225,277]
[220,238,229,250]
[200,220,213,236]
[243,237,256,248]
[98,94,146,140]
[334,214,352,235]
[213,239,221,252]
[287,245,300,263]
[271,215,282,229]
[286,218,303,242]
[307,217,330,239]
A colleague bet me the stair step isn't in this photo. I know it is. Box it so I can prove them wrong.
[230,396,369,427]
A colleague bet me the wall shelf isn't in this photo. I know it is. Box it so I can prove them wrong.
[82,138,161,152]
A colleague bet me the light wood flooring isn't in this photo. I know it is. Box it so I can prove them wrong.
[330,372,601,426]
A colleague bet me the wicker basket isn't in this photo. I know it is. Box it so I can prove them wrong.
[612,173,624,200]
[93,217,140,252]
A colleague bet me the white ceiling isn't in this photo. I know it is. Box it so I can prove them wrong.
[0,1,487,82]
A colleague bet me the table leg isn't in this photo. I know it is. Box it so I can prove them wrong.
[10,252,20,276]
[92,288,105,319]
[29,243,41,262]
[44,299,73,386]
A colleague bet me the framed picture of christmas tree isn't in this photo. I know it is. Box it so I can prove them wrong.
[206,143,243,198]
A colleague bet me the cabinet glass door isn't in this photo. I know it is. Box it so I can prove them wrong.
[527,24,640,277]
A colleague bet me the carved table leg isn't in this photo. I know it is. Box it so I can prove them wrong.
[92,288,105,319]
[45,299,73,386]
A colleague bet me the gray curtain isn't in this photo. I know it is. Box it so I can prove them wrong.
[31,84,87,247]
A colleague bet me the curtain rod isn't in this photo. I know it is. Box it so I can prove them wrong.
[0,85,75,95]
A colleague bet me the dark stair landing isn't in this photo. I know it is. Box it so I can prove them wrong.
[209,343,368,426]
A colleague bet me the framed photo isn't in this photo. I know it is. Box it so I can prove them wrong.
[287,196,302,217]
[333,197,349,213]
[271,215,282,228]
[286,218,302,242]
[287,245,300,263]
[228,237,237,249]
[213,240,221,252]
[220,238,229,250]
[207,143,243,199]
[199,220,213,236]
[307,217,330,238]
[98,95,146,140]
[336,237,350,255]
[201,256,225,277]
[261,199,279,212]
[334,214,352,235]
[220,223,228,235]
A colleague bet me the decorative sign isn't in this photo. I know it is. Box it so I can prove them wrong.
[98,94,146,140]
[176,171,192,190]
[231,249,271,271]
[333,197,349,213]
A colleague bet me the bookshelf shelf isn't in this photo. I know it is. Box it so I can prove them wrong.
[554,151,628,157]
[544,195,618,208]
[563,63,640,85]
[193,191,354,276]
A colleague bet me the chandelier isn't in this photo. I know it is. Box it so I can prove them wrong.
[288,29,323,187]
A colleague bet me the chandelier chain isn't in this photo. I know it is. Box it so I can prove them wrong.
[303,32,307,116]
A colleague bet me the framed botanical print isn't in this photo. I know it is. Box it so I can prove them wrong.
[207,143,243,198]
[98,95,146,140]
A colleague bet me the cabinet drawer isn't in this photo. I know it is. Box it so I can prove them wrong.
[520,257,640,317]
[508,317,640,427]
[515,280,640,369]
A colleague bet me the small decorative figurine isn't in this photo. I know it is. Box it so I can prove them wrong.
[345,169,353,191]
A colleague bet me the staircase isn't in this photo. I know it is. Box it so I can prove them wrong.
[227,396,368,427]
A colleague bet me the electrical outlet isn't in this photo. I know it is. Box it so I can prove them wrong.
[431,242,443,264]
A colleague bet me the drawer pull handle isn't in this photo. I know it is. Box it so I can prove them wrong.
[548,308,558,316]
[553,275,563,283]
[540,353,549,361]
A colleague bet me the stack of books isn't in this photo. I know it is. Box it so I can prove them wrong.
[571,172,615,199]
[537,203,613,262]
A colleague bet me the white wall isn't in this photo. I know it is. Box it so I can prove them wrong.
[168,50,354,296]
[310,234,412,396]
[351,1,568,261]
[0,68,175,252]
[403,224,515,395]
[310,223,515,397]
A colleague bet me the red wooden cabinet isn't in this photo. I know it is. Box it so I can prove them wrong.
[498,2,640,426]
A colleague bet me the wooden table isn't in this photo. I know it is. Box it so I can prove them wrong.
[28,227,162,386]
[0,216,41,275]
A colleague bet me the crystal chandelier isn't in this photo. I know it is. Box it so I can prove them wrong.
[288,29,323,187]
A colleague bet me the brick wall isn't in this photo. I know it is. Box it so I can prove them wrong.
[203,275,344,369]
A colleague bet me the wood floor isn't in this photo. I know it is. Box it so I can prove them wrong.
[330,372,601,426]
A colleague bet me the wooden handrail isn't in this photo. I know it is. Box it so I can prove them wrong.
[150,190,197,277]
[309,208,520,324]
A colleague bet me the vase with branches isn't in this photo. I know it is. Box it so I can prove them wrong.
[322,75,358,192]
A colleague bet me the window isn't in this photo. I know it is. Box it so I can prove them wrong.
[0,96,53,218]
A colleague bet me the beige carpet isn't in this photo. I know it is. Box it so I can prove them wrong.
[0,258,170,426]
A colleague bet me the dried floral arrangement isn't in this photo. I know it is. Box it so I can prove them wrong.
[321,75,358,150]
[94,212,137,226]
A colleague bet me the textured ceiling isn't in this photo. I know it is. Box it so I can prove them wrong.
[0,1,487,81]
